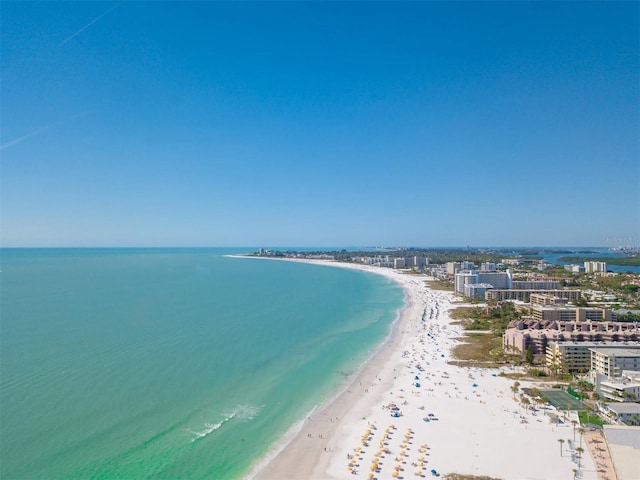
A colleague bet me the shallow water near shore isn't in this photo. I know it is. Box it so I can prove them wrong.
[0,248,403,479]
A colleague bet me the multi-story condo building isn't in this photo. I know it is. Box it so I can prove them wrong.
[565,264,585,273]
[480,262,496,271]
[599,378,640,404]
[446,262,463,275]
[589,347,640,402]
[485,289,582,302]
[600,401,640,424]
[545,341,637,374]
[503,320,640,354]
[511,280,560,290]
[393,257,406,269]
[530,294,569,306]
[590,347,640,378]
[530,306,616,322]
[585,261,607,273]
[463,283,494,299]
[455,270,512,295]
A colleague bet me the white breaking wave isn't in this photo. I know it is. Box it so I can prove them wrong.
[191,405,262,442]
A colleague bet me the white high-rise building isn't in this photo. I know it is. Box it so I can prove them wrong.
[585,261,607,273]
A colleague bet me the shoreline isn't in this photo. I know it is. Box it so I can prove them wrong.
[246,258,600,480]
[244,259,414,479]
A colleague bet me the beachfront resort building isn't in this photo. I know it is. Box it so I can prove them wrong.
[598,375,640,403]
[545,342,640,374]
[600,402,640,425]
[588,348,640,403]
[502,319,640,355]
[590,347,640,379]
[454,270,513,296]
[590,349,640,402]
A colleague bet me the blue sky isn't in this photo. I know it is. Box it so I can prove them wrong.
[2,1,638,247]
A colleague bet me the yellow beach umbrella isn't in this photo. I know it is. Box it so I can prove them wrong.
[368,474,374,480]
[392,471,400,478]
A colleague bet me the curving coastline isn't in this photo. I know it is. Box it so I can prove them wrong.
[247,259,601,480]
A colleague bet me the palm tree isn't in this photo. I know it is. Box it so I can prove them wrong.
[511,381,520,399]
[558,438,565,457]
[578,427,586,449]
[572,468,578,480]
[585,405,593,423]
[576,446,584,468]
[571,420,578,442]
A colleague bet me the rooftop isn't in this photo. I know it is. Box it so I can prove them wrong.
[589,347,640,357]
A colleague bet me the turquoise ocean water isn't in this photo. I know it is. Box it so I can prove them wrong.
[0,248,404,479]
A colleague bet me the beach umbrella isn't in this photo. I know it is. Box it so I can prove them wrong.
[393,471,400,478]
[368,474,374,479]
[416,470,422,476]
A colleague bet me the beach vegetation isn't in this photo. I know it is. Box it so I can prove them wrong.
[449,333,506,366]
[427,279,455,291]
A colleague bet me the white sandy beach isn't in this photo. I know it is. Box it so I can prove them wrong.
[250,260,600,480]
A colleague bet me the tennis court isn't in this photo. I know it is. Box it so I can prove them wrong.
[540,389,585,410]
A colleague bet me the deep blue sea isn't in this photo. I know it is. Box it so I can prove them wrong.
[0,248,404,479]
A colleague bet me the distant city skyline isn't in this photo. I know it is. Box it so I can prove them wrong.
[2,1,638,247]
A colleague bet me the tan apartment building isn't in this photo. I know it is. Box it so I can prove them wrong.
[530,306,616,322]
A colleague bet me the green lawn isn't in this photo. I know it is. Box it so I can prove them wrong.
[578,411,605,426]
